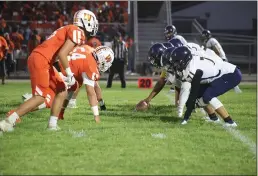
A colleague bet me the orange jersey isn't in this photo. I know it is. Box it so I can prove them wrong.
[0,36,8,59]
[33,25,86,64]
[87,37,102,49]
[7,40,15,54]
[10,32,24,50]
[61,45,99,86]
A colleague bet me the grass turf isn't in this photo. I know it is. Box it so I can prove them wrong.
[0,81,257,175]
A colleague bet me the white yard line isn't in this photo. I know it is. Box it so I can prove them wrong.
[163,93,257,158]
[220,123,257,157]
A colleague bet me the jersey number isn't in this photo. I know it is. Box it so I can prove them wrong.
[46,27,82,44]
[67,47,86,61]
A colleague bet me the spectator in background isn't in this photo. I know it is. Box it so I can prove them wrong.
[11,26,24,63]
[3,33,14,77]
[0,34,8,84]
[40,35,46,44]
[23,24,31,45]
[125,34,135,75]
[107,32,128,88]
[55,14,64,30]
[28,29,41,54]
[0,19,11,35]
[87,36,102,48]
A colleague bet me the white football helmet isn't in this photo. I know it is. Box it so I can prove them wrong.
[93,46,114,72]
[73,9,98,36]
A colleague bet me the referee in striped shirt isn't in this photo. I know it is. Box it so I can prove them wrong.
[107,32,128,88]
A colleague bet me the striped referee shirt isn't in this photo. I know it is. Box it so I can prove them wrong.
[112,40,128,60]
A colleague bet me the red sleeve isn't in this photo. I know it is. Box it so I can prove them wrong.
[84,56,100,81]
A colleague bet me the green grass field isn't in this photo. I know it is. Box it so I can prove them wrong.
[0,81,257,175]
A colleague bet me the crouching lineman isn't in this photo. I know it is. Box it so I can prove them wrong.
[136,42,222,124]
[0,45,114,132]
[162,46,241,126]
[201,29,242,93]
[135,42,178,109]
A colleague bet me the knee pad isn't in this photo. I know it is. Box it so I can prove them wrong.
[209,97,223,110]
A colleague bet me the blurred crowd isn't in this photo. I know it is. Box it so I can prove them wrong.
[0,1,128,23]
[0,1,135,78]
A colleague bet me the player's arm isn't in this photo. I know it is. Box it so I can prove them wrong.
[94,81,106,110]
[182,69,203,123]
[144,77,166,103]
[174,85,180,107]
[177,81,191,117]
[211,39,227,61]
[82,72,100,123]
[57,39,76,75]
[180,36,188,45]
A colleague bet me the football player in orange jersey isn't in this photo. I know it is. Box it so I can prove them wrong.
[58,45,114,124]
[0,45,114,131]
[0,10,99,131]
[68,36,105,109]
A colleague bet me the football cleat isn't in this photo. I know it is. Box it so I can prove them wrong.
[67,101,78,109]
[47,125,61,131]
[203,116,220,123]
[22,93,32,102]
[234,86,242,94]
[181,120,188,125]
[100,104,106,111]
[224,121,237,127]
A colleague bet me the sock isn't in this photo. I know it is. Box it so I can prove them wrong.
[208,113,218,121]
[7,112,19,124]
[224,116,234,124]
[99,99,105,106]
[38,102,47,110]
[48,116,58,127]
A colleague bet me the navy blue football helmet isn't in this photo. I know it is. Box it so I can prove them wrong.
[169,46,193,72]
[160,47,176,73]
[201,29,212,42]
[164,25,177,40]
[169,38,184,47]
[147,43,167,68]
[162,42,174,49]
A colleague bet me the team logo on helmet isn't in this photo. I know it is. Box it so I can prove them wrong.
[105,54,112,62]
[84,14,92,21]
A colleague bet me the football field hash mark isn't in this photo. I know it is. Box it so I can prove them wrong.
[151,133,167,139]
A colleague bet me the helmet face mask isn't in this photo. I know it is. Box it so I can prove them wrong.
[164,25,177,40]
[148,43,167,68]
[201,29,211,42]
[93,46,114,72]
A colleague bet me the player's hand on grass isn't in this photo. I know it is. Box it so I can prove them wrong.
[135,99,150,111]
